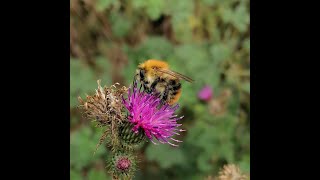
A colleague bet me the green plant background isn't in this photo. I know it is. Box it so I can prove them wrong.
[70,0,249,179]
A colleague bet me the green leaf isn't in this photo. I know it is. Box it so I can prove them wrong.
[201,0,234,6]
[209,43,232,64]
[146,144,187,169]
[185,121,217,152]
[70,117,79,129]
[70,127,106,171]
[87,169,111,180]
[196,152,213,172]
[70,169,82,180]
[201,0,216,6]
[185,114,238,170]
[233,4,250,32]
[243,38,250,52]
[172,44,221,88]
[220,3,249,32]
[165,0,194,42]
[238,154,250,174]
[70,59,97,108]
[95,0,119,12]
[241,82,250,94]
[95,56,112,85]
[110,13,132,38]
[136,36,174,60]
[218,141,235,162]
[121,55,139,85]
[131,0,146,8]
[145,0,165,20]
[132,0,165,20]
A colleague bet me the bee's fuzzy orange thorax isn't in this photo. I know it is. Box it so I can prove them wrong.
[142,59,169,70]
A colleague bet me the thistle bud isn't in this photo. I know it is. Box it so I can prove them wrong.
[109,153,137,178]
[116,157,131,171]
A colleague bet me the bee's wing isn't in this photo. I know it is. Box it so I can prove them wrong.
[155,68,194,83]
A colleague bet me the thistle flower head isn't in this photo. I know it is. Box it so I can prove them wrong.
[198,85,213,102]
[122,82,185,146]
[78,80,128,153]
[78,80,127,126]
[218,164,248,180]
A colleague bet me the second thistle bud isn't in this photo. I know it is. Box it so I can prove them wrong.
[109,153,137,179]
[116,157,131,171]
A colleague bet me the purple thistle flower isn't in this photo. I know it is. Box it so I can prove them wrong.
[198,85,213,102]
[122,82,185,146]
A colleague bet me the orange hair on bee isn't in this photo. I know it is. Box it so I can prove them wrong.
[138,59,169,70]
[168,88,182,105]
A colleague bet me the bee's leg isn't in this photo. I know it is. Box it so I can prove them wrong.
[143,85,147,92]
[144,84,152,94]
[132,79,137,88]
[133,74,138,85]
[141,80,151,93]
[162,85,170,105]
[159,99,167,107]
[150,77,160,92]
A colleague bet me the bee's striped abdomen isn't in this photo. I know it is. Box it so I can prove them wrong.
[167,80,181,105]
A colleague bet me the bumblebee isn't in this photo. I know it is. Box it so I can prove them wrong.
[135,59,194,105]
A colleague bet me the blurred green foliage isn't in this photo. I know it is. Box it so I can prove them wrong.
[70,0,249,179]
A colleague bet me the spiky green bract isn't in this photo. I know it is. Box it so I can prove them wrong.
[118,121,146,147]
[108,153,137,179]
